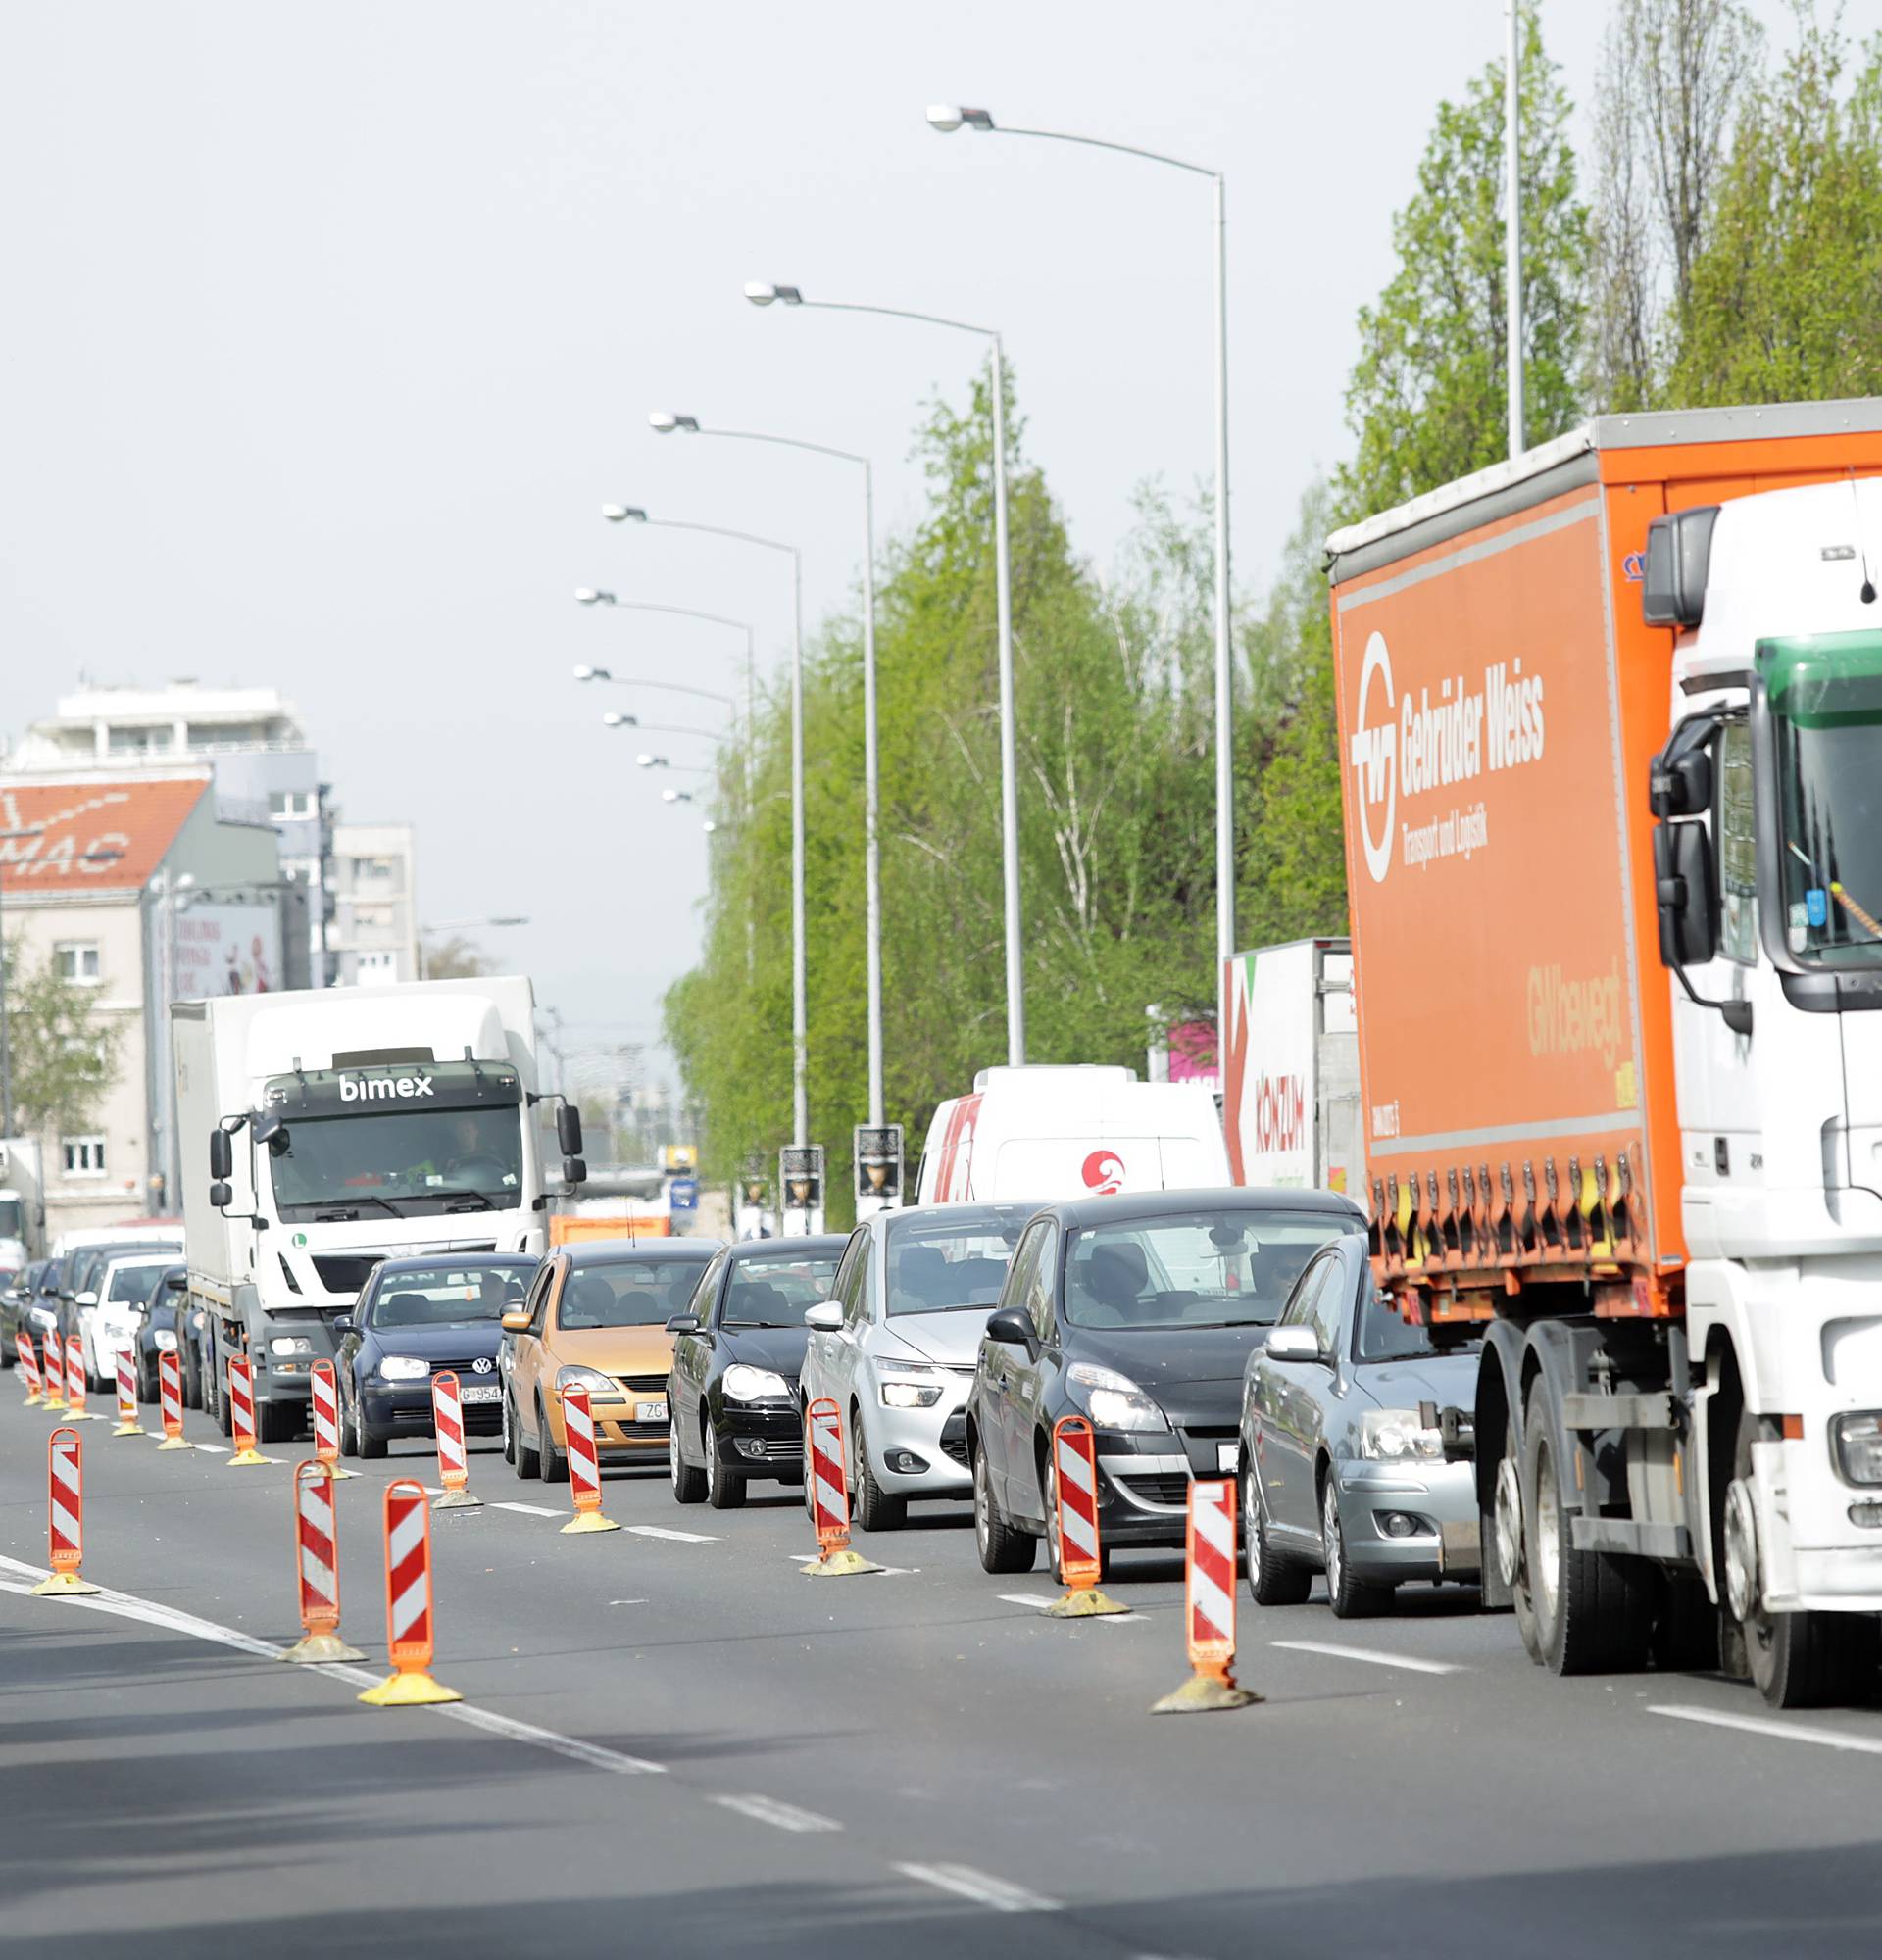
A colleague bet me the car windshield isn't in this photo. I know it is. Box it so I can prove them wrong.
[721,1251,841,1327]
[1354,1283,1481,1363]
[559,1261,707,1330]
[364,1264,533,1329]
[106,1262,173,1305]
[1065,1208,1350,1330]
[268,1107,524,1218]
[886,1208,1030,1315]
[1763,631,1882,968]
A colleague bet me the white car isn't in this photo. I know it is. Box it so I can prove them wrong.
[83,1251,177,1391]
[799,1202,1036,1530]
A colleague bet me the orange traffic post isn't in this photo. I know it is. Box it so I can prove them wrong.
[224,1354,277,1467]
[39,1334,67,1413]
[281,1460,366,1663]
[308,1360,358,1478]
[430,1371,480,1511]
[1152,1478,1260,1713]
[802,1397,881,1578]
[358,1479,462,1706]
[1043,1415,1127,1618]
[64,1337,104,1423]
[17,1331,43,1406]
[155,1348,193,1451]
[558,1384,620,1534]
[111,1348,143,1438]
[31,1427,101,1597]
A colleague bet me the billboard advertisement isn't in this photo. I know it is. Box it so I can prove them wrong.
[173,901,281,1000]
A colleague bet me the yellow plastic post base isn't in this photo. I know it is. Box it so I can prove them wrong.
[323,1463,361,1480]
[71,1411,108,1424]
[280,1631,368,1664]
[1150,1670,1262,1715]
[111,1419,143,1437]
[224,1446,278,1467]
[30,1571,102,1598]
[41,1401,68,1415]
[802,1546,884,1578]
[23,1392,42,1408]
[358,1668,463,1706]
[432,1488,481,1511]
[1044,1586,1130,1619]
[560,1509,621,1535]
[154,1435,194,1451]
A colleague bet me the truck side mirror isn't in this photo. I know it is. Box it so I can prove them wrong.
[1654,822,1718,968]
[209,1129,232,1180]
[556,1105,584,1156]
[562,1155,587,1187]
[210,1180,233,1210]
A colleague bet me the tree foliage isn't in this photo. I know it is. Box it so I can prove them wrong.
[2,937,124,1138]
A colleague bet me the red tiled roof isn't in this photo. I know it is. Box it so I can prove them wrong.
[0,779,208,892]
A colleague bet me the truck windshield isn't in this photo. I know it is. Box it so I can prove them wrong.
[268,1106,524,1220]
[1763,631,1882,968]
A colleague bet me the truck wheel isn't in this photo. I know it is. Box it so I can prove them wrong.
[1498,1416,1541,1661]
[1321,1476,1390,1619]
[850,1409,906,1532]
[216,1359,233,1437]
[1731,1406,1878,1707]
[538,1396,568,1484]
[1524,1382,1652,1674]
[973,1446,1036,1575]
[1245,1465,1311,1606]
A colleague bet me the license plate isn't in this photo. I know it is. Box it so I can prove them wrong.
[1217,1441,1241,1473]
[460,1384,501,1405]
[637,1399,669,1425]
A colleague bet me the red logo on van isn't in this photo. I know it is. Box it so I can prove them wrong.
[1081,1150,1125,1196]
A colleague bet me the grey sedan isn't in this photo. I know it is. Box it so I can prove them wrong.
[1240,1231,1480,1617]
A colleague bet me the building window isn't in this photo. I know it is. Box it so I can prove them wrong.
[356,857,396,882]
[54,942,102,984]
[107,724,173,755]
[270,790,317,820]
[355,950,398,980]
[63,1136,108,1176]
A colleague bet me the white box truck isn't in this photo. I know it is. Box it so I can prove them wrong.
[173,977,583,1441]
[0,1139,47,1269]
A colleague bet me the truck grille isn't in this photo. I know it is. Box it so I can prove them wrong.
[312,1255,379,1295]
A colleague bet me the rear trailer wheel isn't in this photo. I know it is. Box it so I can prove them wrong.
[670,1408,706,1504]
[850,1409,906,1532]
[1731,1406,1879,1707]
[1321,1476,1389,1619]
[1245,1464,1312,1607]
[538,1397,568,1484]
[1523,1382,1651,1675]
[1497,1415,1541,1660]
[974,1446,1036,1575]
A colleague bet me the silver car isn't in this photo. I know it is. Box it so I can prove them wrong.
[800,1202,1035,1531]
[1241,1231,1482,1617]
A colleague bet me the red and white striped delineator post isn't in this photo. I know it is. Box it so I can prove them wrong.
[308,1360,357,1478]
[17,1331,43,1406]
[224,1354,276,1467]
[31,1427,101,1596]
[112,1348,142,1437]
[1152,1478,1260,1713]
[430,1370,480,1510]
[358,1478,461,1706]
[37,1334,66,1412]
[558,1384,619,1535]
[1044,1415,1126,1618]
[65,1336,102,1422]
[281,1460,365,1663]
[155,1348,192,1451]
[802,1396,880,1578]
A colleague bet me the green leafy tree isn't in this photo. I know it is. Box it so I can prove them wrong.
[2,937,124,1137]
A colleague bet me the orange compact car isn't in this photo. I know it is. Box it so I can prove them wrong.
[501,1240,720,1480]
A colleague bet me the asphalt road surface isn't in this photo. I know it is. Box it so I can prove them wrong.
[4,1384,1880,1958]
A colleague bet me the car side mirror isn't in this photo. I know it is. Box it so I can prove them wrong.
[76,1290,97,1308]
[332,1316,353,1335]
[501,1308,532,1334]
[666,1313,701,1336]
[984,1305,1034,1348]
[165,1272,187,1292]
[803,1300,842,1332]
[209,1128,233,1180]
[556,1104,584,1156]
[1263,1324,1324,1364]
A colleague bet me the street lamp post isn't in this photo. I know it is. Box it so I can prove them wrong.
[924,104,1235,1066]
[648,412,888,1130]
[744,281,1024,1070]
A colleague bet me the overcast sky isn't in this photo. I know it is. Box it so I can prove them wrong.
[0,0,1837,1091]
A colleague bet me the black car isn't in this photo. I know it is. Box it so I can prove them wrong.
[334,1253,537,1458]
[667,1235,848,1509]
[966,1186,1364,1579]
[133,1263,190,1403]
[15,1258,65,1366]
[2,1258,49,1361]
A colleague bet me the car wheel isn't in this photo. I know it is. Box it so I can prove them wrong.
[184,1346,203,1410]
[850,1407,906,1532]
[511,1394,540,1480]
[705,1412,747,1511]
[339,1389,360,1458]
[357,1406,387,1460]
[538,1396,568,1484]
[1043,1449,1108,1585]
[501,1386,516,1466]
[1245,1461,1312,1607]
[973,1444,1036,1575]
[136,1357,156,1405]
[670,1406,706,1504]
[1322,1473,1389,1619]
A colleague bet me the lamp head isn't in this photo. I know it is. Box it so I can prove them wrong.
[572,663,603,682]
[744,281,803,307]
[602,710,637,729]
[575,587,615,606]
[601,504,648,523]
[702,818,718,834]
[649,412,700,434]
[927,104,993,132]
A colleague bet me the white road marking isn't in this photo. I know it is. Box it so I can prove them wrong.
[710,1792,842,1833]
[491,1501,564,1517]
[1649,1702,1882,1756]
[192,1441,229,1454]
[788,1553,918,1575]
[998,1593,1059,1610]
[0,1553,665,1777]
[999,1591,1140,1621]
[895,1863,1060,1913]
[1269,1639,1464,1676]
[629,1524,718,1544]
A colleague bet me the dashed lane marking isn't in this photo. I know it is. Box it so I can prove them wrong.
[997,1594,1059,1610]
[1269,1639,1465,1676]
[895,1863,1060,1913]
[492,1501,564,1517]
[711,1792,843,1833]
[997,1592,1141,1622]
[1649,1702,1882,1756]
[192,1442,228,1454]
[629,1525,718,1544]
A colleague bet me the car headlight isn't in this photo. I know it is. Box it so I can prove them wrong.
[556,1364,617,1396]
[723,1363,791,1403]
[377,1354,428,1381]
[1832,1411,1882,1486]
[1067,1362,1168,1433]
[154,1330,178,1351]
[877,1359,944,1409]
[270,1335,315,1358]
[1360,1407,1444,1462]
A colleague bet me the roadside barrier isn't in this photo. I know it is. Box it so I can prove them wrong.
[558,1385,619,1535]
[1152,1478,1260,1714]
[65,1337,103,1423]
[430,1371,480,1511]
[30,1427,101,1597]
[17,1332,42,1405]
[112,1348,142,1437]
[155,1348,192,1451]
[802,1397,880,1578]
[308,1361,357,1478]
[38,1335,66,1412]
[357,1478,462,1706]
[225,1355,276,1468]
[281,1460,366,1663]
[1044,1415,1127,1617]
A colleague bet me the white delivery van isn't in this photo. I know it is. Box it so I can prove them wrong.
[915,1064,1229,1205]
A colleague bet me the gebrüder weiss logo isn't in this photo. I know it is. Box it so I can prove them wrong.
[1349,631,1398,884]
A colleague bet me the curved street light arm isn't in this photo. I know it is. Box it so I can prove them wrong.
[985,123,1216,180]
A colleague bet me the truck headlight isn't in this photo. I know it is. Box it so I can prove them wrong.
[1360,1408,1444,1461]
[1832,1412,1882,1486]
[377,1354,428,1381]
[555,1364,616,1396]
[270,1336,314,1358]
[154,1330,178,1351]
[1067,1361,1168,1433]
[877,1360,944,1409]
[723,1363,791,1403]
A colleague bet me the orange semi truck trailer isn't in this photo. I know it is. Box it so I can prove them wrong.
[1326,400,1882,1707]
